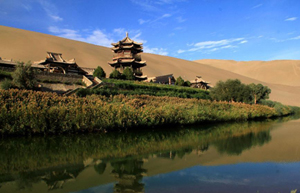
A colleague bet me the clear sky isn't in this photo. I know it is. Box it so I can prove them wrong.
[1,0,300,61]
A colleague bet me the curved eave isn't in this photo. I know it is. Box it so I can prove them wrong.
[135,75,147,81]
[111,45,143,50]
[37,61,77,66]
[135,61,146,64]
[108,60,146,65]
[108,59,135,65]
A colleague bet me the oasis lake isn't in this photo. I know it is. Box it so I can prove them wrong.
[1,116,300,193]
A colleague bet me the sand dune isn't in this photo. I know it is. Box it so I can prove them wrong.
[195,59,300,87]
[0,25,299,106]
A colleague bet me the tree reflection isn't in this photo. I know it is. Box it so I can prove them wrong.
[212,131,271,155]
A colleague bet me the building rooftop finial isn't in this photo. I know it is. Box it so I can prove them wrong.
[126,32,129,37]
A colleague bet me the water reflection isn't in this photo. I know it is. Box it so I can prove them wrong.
[212,131,271,155]
[0,117,299,193]
[111,159,146,193]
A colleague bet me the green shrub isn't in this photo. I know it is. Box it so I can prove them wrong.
[93,66,106,78]
[109,69,122,79]
[259,99,297,116]
[175,76,185,86]
[122,67,135,80]
[184,80,191,87]
[210,79,254,104]
[12,61,36,89]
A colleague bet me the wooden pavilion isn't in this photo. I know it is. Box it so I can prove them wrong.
[34,52,86,75]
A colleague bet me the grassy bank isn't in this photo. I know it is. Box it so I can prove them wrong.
[0,89,295,135]
[76,78,210,99]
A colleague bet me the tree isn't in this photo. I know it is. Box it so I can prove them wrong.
[209,79,252,103]
[109,69,122,79]
[93,66,106,78]
[12,61,36,89]
[249,83,271,104]
[175,76,185,86]
[184,80,191,87]
[122,67,135,80]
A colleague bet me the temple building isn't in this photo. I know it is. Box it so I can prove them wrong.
[108,33,147,80]
[190,76,211,90]
[34,52,87,75]
[146,74,175,84]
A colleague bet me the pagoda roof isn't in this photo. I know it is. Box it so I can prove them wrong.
[111,32,143,46]
[34,52,76,65]
[190,76,210,84]
[112,45,143,51]
[108,59,146,65]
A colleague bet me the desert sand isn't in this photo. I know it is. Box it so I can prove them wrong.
[1,25,299,106]
[196,59,300,87]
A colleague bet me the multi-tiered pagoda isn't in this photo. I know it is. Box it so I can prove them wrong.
[108,33,147,80]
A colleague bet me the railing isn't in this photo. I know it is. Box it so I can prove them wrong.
[37,71,83,78]
[82,75,93,87]
[94,77,102,84]
[134,68,143,76]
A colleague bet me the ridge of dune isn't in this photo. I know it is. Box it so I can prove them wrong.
[195,59,300,87]
[1,25,299,106]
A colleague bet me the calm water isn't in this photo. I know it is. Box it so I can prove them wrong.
[1,117,300,193]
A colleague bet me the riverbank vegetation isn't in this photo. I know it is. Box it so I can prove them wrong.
[0,89,296,135]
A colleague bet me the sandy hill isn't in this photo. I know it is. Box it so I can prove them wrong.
[195,59,300,87]
[1,25,299,106]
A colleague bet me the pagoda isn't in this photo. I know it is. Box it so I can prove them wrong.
[108,33,147,80]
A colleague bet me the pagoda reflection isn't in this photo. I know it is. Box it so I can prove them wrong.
[111,158,147,193]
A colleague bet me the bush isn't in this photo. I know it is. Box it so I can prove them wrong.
[93,66,106,78]
[12,61,36,89]
[122,67,135,80]
[109,69,122,79]
[184,80,191,87]
[175,76,185,86]
[259,99,297,116]
[1,78,13,90]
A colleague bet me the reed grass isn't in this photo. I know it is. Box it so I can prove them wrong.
[0,89,293,135]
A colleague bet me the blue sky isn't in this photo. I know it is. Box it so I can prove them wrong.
[1,0,300,61]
